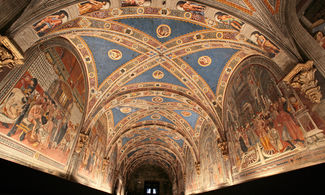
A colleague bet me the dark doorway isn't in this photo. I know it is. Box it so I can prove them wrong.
[144,181,159,195]
[125,164,172,195]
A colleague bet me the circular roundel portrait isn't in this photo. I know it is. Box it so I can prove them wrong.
[152,96,164,103]
[156,24,171,38]
[198,56,212,67]
[151,114,161,120]
[216,32,223,39]
[137,7,145,14]
[120,107,132,114]
[173,135,180,140]
[181,111,192,117]
[108,49,122,60]
[152,70,164,79]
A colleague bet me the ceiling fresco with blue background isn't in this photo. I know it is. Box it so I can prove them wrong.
[7,0,323,194]
[31,2,278,189]
[70,12,252,168]
[115,18,208,42]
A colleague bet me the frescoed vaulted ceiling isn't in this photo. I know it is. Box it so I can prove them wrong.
[72,9,230,180]
[6,0,321,194]
[31,1,288,183]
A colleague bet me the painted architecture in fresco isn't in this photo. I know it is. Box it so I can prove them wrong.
[198,124,227,191]
[0,46,85,168]
[78,114,107,185]
[0,0,325,195]
[225,63,325,177]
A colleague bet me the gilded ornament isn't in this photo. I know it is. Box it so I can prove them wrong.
[283,61,322,104]
[0,36,24,72]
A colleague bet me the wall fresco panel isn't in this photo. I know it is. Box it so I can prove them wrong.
[0,47,85,175]
[224,64,325,184]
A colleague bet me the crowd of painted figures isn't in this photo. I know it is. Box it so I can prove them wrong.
[226,65,322,167]
[234,96,305,157]
[0,74,77,156]
[79,120,107,180]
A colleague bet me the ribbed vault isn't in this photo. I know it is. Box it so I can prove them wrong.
[4,1,320,195]
[26,1,288,193]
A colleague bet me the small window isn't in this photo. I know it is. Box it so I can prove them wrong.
[145,181,159,195]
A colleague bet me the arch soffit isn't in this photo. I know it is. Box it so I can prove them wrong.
[117,142,186,176]
[123,155,178,182]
